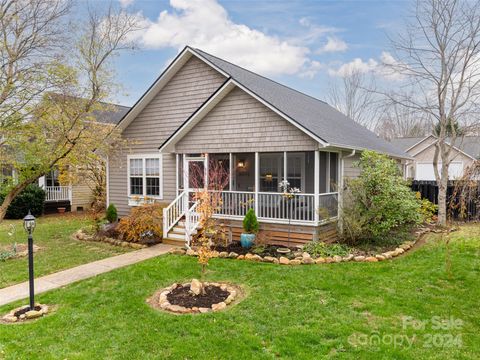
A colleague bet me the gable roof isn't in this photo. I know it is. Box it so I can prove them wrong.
[94,102,130,125]
[392,135,480,160]
[190,48,408,158]
[118,46,409,158]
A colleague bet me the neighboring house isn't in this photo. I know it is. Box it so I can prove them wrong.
[391,135,480,181]
[107,46,409,246]
[39,102,130,213]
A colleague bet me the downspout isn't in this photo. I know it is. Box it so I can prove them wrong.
[339,149,356,234]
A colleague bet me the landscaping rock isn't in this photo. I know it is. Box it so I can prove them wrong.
[302,252,311,259]
[400,243,411,251]
[186,249,196,256]
[170,248,186,255]
[245,253,255,260]
[190,279,203,296]
[263,256,276,263]
[199,307,211,313]
[251,254,263,262]
[219,251,229,258]
[290,259,302,265]
[343,254,354,262]
[211,302,227,311]
[210,251,220,258]
[228,252,238,258]
[224,295,235,305]
[237,255,245,260]
[325,257,335,263]
[130,243,144,249]
[25,310,42,319]
[302,257,314,264]
[365,256,378,262]
[2,315,17,323]
[315,257,326,264]
[375,255,386,261]
[333,255,343,263]
[168,305,188,313]
[279,257,290,265]
[394,248,405,256]
[354,256,366,262]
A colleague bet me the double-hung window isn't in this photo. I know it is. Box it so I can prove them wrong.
[128,155,162,201]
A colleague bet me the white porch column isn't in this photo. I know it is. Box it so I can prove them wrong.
[38,176,45,189]
[314,150,320,225]
[183,154,188,210]
[175,154,179,195]
[254,152,259,215]
[229,153,233,191]
[283,151,287,183]
[204,153,209,189]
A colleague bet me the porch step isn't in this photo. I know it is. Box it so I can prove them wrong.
[162,237,185,246]
[167,232,185,240]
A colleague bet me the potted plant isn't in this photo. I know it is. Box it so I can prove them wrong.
[241,208,259,248]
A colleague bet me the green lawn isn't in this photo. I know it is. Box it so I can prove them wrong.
[0,214,130,288]
[0,225,479,359]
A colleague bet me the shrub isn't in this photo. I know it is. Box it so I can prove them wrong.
[243,208,259,234]
[303,241,350,258]
[417,193,438,223]
[105,204,118,223]
[341,151,421,245]
[117,203,165,244]
[0,184,46,219]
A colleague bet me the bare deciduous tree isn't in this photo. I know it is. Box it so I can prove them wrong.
[0,1,139,220]
[383,0,480,225]
[327,68,380,130]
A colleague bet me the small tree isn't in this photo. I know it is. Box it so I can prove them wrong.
[242,208,259,234]
[105,204,118,223]
[341,151,421,245]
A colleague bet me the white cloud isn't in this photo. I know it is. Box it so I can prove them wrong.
[318,36,348,53]
[328,51,404,81]
[131,0,310,76]
[299,60,324,79]
[328,58,378,77]
[119,0,134,8]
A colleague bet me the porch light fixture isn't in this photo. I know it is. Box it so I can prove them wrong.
[237,160,245,168]
[23,210,36,310]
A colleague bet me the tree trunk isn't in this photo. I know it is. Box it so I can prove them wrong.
[0,181,34,222]
[437,166,449,226]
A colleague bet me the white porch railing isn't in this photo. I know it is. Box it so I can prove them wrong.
[45,186,71,202]
[162,191,188,237]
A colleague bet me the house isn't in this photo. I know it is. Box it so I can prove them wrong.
[391,135,480,181]
[107,46,409,247]
[39,102,130,213]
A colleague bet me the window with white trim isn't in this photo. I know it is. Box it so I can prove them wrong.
[128,155,162,198]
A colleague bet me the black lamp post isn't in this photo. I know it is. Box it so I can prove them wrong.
[23,210,36,311]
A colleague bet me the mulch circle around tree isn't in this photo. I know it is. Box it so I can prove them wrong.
[147,280,244,314]
[1,303,50,324]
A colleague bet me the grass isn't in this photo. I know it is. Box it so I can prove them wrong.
[0,213,130,288]
[0,224,479,359]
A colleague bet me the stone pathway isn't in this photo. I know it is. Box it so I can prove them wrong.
[0,243,175,307]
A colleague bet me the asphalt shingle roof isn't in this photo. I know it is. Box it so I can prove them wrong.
[192,47,409,158]
[94,102,130,125]
[391,136,480,159]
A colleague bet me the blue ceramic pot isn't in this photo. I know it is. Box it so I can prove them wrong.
[240,233,255,248]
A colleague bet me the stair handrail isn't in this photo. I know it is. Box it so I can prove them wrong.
[185,200,200,248]
[163,191,188,238]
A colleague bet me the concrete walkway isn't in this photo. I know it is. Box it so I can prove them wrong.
[0,243,175,307]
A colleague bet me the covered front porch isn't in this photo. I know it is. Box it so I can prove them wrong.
[163,150,341,240]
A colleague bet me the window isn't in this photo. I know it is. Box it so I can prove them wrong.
[259,153,284,192]
[45,168,60,187]
[128,155,162,198]
[318,152,339,193]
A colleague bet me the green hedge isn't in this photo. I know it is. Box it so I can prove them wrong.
[0,184,46,219]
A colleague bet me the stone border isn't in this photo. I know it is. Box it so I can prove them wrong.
[172,226,442,265]
[147,281,242,314]
[72,229,147,250]
[1,303,49,324]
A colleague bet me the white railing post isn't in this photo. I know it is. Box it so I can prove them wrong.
[254,152,259,216]
[314,151,320,225]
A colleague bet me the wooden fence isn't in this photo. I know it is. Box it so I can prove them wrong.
[411,180,480,221]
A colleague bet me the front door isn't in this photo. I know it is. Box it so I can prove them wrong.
[185,157,206,193]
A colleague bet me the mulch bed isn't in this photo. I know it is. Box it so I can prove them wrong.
[13,305,41,318]
[167,284,229,308]
[213,242,297,257]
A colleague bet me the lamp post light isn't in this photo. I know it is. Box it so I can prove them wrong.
[23,210,36,311]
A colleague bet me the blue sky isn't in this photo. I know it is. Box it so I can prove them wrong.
[111,0,411,106]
